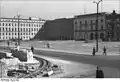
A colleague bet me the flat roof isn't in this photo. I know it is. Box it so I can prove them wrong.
[75,12,109,18]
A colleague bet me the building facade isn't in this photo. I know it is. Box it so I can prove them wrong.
[74,13,107,41]
[106,11,120,41]
[0,17,45,40]
[34,18,74,40]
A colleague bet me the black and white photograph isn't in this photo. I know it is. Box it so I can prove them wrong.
[0,0,120,81]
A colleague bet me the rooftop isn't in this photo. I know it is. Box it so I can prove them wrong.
[75,12,109,18]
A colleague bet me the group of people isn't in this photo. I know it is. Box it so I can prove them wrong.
[96,66,104,78]
[92,46,107,56]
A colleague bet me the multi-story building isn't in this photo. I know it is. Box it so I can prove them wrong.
[106,11,120,41]
[74,12,108,41]
[0,17,45,40]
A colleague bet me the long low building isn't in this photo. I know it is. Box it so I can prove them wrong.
[34,18,74,40]
[0,17,45,40]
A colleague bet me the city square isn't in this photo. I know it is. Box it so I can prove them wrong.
[0,0,120,80]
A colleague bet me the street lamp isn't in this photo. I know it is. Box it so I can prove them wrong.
[93,0,102,52]
[16,14,21,46]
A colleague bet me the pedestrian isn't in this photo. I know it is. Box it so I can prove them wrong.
[47,42,50,48]
[96,66,104,78]
[103,46,107,56]
[31,46,34,53]
[92,47,96,56]
[15,42,17,47]
[7,41,10,47]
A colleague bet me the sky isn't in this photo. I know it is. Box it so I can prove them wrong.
[0,0,119,20]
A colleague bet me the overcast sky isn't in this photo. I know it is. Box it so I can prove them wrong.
[0,0,119,20]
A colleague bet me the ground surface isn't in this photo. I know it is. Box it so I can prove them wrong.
[0,40,120,78]
[1,40,120,56]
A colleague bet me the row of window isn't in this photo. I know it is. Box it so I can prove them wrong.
[0,23,42,27]
[0,28,39,32]
[0,32,36,35]
[0,36,31,40]
[75,32,105,40]
[0,19,42,23]
[75,19,104,25]
[75,25,104,31]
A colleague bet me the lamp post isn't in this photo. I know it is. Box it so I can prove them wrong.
[93,0,102,52]
[16,14,21,46]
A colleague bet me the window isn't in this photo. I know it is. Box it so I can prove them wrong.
[9,23,11,26]
[9,33,10,35]
[29,28,30,31]
[12,28,14,31]
[26,24,28,27]
[6,23,8,26]
[20,24,22,26]
[31,28,33,31]
[26,28,28,31]
[2,23,4,26]
[0,28,1,31]
[34,28,36,31]
[32,24,33,27]
[75,21,77,25]
[37,24,38,27]
[85,20,87,25]
[34,24,36,27]
[101,19,103,23]
[23,28,25,31]
[6,28,7,31]
[101,25,103,30]
[3,28,4,31]
[29,24,30,27]
[9,28,11,31]
[23,24,25,27]
[100,33,104,40]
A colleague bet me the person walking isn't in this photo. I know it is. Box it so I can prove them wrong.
[92,47,96,56]
[47,42,50,48]
[96,66,104,78]
[103,46,107,56]
[31,46,34,53]
[15,42,17,48]
[7,41,10,47]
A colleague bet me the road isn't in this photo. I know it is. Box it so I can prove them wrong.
[0,46,120,78]
[0,46,120,70]
[33,49,120,71]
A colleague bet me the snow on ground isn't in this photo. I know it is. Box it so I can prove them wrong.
[35,55,120,78]
[1,41,120,78]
